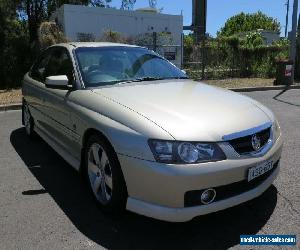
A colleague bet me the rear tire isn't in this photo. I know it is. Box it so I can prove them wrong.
[84,134,127,214]
[22,102,35,138]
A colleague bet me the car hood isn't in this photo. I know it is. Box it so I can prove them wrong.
[91,80,272,141]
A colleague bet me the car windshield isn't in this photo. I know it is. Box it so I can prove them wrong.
[75,46,188,87]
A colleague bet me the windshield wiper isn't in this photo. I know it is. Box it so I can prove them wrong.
[130,77,165,82]
[112,76,189,85]
[121,76,188,83]
[163,76,189,79]
[113,77,164,85]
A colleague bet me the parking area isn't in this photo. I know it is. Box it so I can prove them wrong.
[0,89,299,250]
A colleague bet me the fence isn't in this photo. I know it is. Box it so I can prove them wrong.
[183,39,289,80]
[134,32,183,68]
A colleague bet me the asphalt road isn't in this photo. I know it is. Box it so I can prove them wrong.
[0,89,299,250]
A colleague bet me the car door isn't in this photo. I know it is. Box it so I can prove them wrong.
[41,46,79,156]
[24,48,54,130]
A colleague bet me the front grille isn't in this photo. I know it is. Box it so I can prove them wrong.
[228,127,271,154]
[184,160,279,207]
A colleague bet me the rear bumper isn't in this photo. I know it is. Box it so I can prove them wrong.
[126,166,279,222]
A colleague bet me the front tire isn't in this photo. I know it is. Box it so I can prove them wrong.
[85,134,127,213]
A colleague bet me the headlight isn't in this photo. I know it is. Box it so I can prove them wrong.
[148,140,226,164]
[273,120,281,141]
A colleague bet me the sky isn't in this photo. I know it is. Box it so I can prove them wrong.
[111,0,300,37]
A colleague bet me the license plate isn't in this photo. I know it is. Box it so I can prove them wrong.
[248,160,273,182]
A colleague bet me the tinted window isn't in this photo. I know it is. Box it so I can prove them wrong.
[30,50,52,83]
[30,47,74,84]
[45,48,74,85]
[75,47,187,87]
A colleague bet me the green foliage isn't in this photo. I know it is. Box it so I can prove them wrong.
[99,30,127,43]
[39,21,68,49]
[244,31,264,48]
[273,38,290,47]
[47,0,112,16]
[0,1,30,89]
[295,41,300,80]
[121,0,136,10]
[183,34,194,60]
[217,35,240,48]
[0,0,115,89]
[184,36,289,79]
[18,0,48,44]
[90,0,112,7]
[0,19,32,89]
[134,32,174,47]
[18,0,112,44]
[218,11,280,37]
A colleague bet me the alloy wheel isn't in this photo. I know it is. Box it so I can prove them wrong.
[87,143,113,204]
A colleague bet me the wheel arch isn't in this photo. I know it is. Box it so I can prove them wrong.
[80,128,117,171]
[80,127,129,199]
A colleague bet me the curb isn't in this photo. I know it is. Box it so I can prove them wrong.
[0,85,300,112]
[229,84,300,92]
[0,103,22,112]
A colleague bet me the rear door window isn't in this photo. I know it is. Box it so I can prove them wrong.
[30,49,52,83]
[44,47,74,85]
[30,47,74,85]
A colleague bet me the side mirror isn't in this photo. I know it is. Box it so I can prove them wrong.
[181,69,187,74]
[45,75,69,88]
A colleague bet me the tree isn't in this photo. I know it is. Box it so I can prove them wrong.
[17,0,48,45]
[99,30,127,43]
[218,11,280,37]
[90,0,111,7]
[244,31,264,48]
[183,33,194,59]
[0,0,113,89]
[0,0,32,89]
[121,0,136,10]
[48,1,113,17]
[39,21,68,49]
[4,0,113,45]
[18,0,112,45]
[0,0,20,45]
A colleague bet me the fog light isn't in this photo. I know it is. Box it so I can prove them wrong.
[201,189,216,204]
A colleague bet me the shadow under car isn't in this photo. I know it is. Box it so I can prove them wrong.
[10,127,278,250]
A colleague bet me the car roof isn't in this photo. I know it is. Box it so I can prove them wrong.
[54,42,141,49]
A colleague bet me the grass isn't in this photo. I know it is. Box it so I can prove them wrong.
[202,78,275,89]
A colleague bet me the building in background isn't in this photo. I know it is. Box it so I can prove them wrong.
[51,4,183,67]
[239,29,281,45]
[257,29,280,45]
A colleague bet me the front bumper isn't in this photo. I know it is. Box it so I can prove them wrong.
[118,136,283,222]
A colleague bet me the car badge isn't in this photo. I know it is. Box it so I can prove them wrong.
[251,134,261,151]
